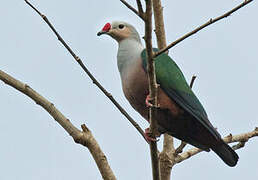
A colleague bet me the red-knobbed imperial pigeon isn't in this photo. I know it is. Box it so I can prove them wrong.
[97,21,238,167]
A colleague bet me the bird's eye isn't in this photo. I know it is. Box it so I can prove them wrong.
[118,24,125,29]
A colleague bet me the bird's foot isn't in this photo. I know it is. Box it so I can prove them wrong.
[144,128,159,143]
[145,94,153,107]
[145,94,160,108]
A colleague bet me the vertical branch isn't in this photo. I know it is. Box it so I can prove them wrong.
[159,134,174,180]
[152,1,175,180]
[152,0,167,50]
[144,0,160,179]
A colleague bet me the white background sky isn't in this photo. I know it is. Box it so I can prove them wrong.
[0,0,257,179]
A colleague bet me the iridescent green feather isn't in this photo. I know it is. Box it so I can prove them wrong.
[141,49,220,138]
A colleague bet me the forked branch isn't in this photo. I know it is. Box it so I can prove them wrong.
[136,0,144,17]
[0,70,116,180]
[120,0,145,20]
[175,128,258,164]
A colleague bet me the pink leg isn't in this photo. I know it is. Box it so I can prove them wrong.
[144,128,157,143]
[145,94,153,107]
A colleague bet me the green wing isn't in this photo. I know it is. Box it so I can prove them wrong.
[141,48,219,138]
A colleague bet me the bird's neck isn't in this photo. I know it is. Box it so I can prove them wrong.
[117,39,144,77]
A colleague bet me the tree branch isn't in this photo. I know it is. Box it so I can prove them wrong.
[0,70,116,180]
[152,0,167,51]
[144,0,160,179]
[175,128,258,164]
[120,0,145,20]
[159,134,174,180]
[151,1,175,180]
[24,0,147,143]
[155,0,253,57]
[136,0,144,17]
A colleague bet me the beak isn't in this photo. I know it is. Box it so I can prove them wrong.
[97,30,108,36]
[97,23,111,36]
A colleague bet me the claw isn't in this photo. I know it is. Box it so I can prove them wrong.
[144,128,159,143]
[145,94,153,107]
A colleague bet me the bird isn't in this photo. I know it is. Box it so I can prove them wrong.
[97,21,239,167]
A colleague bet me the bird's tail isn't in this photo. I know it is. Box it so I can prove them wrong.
[211,140,239,167]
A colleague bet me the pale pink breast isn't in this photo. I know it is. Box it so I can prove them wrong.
[122,58,149,120]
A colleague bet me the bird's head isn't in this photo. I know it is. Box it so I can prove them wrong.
[97,21,141,43]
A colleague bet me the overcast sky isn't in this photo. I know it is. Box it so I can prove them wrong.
[0,0,257,179]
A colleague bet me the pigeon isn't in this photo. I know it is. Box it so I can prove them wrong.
[97,21,239,167]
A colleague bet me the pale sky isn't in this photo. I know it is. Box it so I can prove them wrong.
[0,0,257,179]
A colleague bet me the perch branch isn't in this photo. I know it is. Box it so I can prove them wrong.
[144,0,160,179]
[0,70,116,180]
[175,128,258,164]
[155,0,253,57]
[152,1,175,180]
[24,0,147,143]
[120,0,145,20]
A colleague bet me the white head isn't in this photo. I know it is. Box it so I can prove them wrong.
[97,21,141,43]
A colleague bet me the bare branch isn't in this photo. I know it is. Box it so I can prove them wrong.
[0,70,116,180]
[120,0,145,20]
[24,0,147,143]
[152,0,167,51]
[155,0,254,57]
[175,128,258,164]
[159,134,174,180]
[136,0,144,16]
[120,0,139,16]
[143,0,160,179]
[151,1,175,180]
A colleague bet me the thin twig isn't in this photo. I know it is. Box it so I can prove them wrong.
[175,141,187,155]
[136,0,144,17]
[155,0,253,57]
[120,0,145,20]
[0,70,116,180]
[144,0,160,179]
[190,75,197,88]
[175,128,258,164]
[24,0,147,143]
